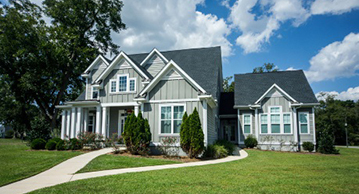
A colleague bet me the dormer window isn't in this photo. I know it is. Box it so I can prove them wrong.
[109,74,136,94]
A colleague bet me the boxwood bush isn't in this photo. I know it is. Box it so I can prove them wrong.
[302,142,314,152]
[244,135,258,148]
[204,144,228,159]
[214,139,235,155]
[45,140,57,150]
[30,138,46,150]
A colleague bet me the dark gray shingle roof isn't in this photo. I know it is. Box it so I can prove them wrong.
[234,70,318,105]
[127,46,223,100]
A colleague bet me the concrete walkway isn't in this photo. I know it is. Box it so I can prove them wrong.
[0,148,248,194]
[0,148,114,194]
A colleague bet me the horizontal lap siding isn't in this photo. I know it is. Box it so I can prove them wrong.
[100,68,143,103]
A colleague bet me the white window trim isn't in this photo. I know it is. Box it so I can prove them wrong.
[159,103,186,135]
[91,86,99,100]
[108,74,137,94]
[299,112,310,134]
[129,77,137,92]
[242,114,252,134]
[259,106,293,135]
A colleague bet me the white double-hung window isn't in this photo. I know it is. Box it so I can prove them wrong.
[109,74,136,93]
[160,104,185,134]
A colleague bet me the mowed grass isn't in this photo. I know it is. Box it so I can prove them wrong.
[0,139,81,186]
[77,154,181,173]
[31,148,359,194]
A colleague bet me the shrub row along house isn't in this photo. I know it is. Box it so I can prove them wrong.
[56,46,319,153]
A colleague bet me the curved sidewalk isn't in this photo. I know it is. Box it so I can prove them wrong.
[0,148,248,194]
[72,149,248,181]
[0,148,114,194]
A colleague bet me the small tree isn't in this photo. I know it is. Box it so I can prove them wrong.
[188,108,205,158]
[180,112,190,153]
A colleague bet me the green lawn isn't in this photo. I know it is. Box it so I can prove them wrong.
[77,154,181,173]
[0,139,81,186]
[31,148,359,194]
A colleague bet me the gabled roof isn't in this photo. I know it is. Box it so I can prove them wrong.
[234,70,318,106]
[83,55,109,74]
[127,46,222,99]
[94,51,150,83]
[139,60,207,96]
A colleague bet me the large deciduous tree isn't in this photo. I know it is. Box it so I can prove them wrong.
[0,0,126,134]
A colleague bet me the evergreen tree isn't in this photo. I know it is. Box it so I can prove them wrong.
[180,112,190,153]
[189,108,204,158]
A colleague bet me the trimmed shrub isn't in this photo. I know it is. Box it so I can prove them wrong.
[56,139,66,150]
[69,138,82,150]
[122,112,152,155]
[30,138,46,150]
[302,142,314,152]
[5,130,14,138]
[45,140,57,150]
[214,139,235,155]
[318,131,339,154]
[244,135,258,148]
[204,144,228,159]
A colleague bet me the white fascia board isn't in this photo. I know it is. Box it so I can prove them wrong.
[95,51,149,83]
[254,83,297,104]
[139,48,169,66]
[139,60,207,96]
[83,55,109,74]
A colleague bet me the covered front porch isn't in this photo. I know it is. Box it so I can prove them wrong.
[57,102,142,139]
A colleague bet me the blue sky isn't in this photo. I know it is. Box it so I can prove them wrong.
[2,0,359,100]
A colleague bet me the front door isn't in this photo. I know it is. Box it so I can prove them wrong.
[222,119,236,143]
[88,114,95,133]
[118,111,128,136]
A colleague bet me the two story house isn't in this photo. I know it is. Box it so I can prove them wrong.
[57,46,318,152]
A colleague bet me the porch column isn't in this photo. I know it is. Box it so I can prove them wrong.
[202,100,208,146]
[255,108,259,141]
[96,106,101,135]
[134,105,139,116]
[71,107,76,138]
[76,107,82,138]
[61,111,66,139]
[66,110,71,139]
[102,107,107,138]
[83,109,88,133]
[237,109,241,144]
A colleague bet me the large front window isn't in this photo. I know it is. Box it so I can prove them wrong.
[160,105,185,134]
[260,106,292,134]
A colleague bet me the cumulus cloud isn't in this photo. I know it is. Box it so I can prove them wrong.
[112,0,232,57]
[226,0,359,54]
[305,33,359,82]
[316,86,359,101]
[311,0,359,15]
[227,0,309,54]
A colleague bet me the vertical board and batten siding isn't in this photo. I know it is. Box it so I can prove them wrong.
[142,101,203,142]
[144,55,166,77]
[148,80,198,100]
[258,96,295,142]
[100,68,144,103]
[207,106,217,145]
[86,61,107,99]
[298,107,314,143]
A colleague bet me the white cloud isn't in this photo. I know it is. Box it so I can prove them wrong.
[316,86,359,101]
[111,0,232,57]
[305,33,359,82]
[228,0,309,54]
[311,0,359,15]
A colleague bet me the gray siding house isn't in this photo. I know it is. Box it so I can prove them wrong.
[57,46,318,152]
